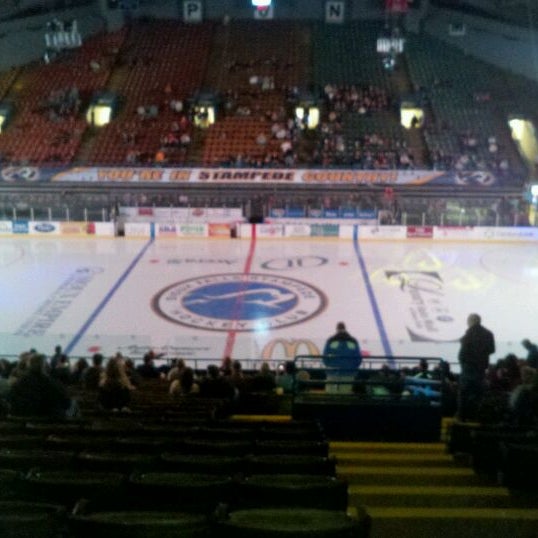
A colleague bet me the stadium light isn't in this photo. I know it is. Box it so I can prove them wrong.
[86,93,119,127]
[0,102,14,134]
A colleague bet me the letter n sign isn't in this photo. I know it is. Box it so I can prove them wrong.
[183,0,203,23]
[325,1,345,24]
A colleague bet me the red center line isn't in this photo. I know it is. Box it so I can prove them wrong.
[222,223,257,359]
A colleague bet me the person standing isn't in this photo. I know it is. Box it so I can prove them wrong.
[457,313,495,421]
[323,322,362,393]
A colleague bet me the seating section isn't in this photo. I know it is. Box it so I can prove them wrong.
[0,30,127,166]
[85,20,214,166]
[446,421,538,491]
[310,22,419,169]
[0,406,371,538]
[201,20,310,166]
[0,18,536,179]
[404,34,528,182]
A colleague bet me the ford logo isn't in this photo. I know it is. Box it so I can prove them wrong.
[35,223,55,233]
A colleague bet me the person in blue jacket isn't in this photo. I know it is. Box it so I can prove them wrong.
[323,322,362,392]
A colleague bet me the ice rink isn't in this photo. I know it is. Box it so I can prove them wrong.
[2,234,537,370]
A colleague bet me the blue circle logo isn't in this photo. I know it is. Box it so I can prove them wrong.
[152,273,327,331]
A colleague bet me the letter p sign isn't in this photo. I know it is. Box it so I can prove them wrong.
[183,0,202,23]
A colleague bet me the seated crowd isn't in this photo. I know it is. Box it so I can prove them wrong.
[0,342,537,427]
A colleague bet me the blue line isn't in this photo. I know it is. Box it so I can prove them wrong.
[64,239,154,355]
[352,225,394,362]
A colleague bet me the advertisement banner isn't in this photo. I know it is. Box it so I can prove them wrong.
[13,221,29,234]
[476,227,538,241]
[407,226,433,239]
[358,225,407,240]
[323,209,340,219]
[284,224,312,238]
[433,226,476,241]
[156,223,178,238]
[25,166,502,187]
[29,222,60,235]
[59,222,88,236]
[124,222,151,237]
[208,223,231,237]
[340,207,357,219]
[310,223,340,237]
[0,221,13,234]
[286,207,307,218]
[256,224,285,238]
[92,222,115,236]
[177,223,208,237]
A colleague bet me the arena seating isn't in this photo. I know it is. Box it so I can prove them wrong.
[0,30,127,166]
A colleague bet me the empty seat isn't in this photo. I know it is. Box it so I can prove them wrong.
[216,508,369,538]
[69,511,211,538]
[0,501,67,538]
[237,474,348,510]
[128,472,235,512]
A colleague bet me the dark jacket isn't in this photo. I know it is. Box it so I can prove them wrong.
[459,324,495,376]
[9,372,72,418]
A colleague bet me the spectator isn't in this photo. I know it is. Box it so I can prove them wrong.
[323,321,362,393]
[8,353,73,418]
[51,354,72,385]
[167,358,186,382]
[522,339,538,369]
[250,362,276,393]
[169,367,199,399]
[457,313,495,421]
[508,366,538,427]
[198,365,236,401]
[83,353,105,390]
[50,345,63,370]
[98,356,135,412]
[137,352,161,379]
[71,357,89,385]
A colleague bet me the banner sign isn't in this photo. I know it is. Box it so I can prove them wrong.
[358,225,407,240]
[0,166,504,187]
[13,221,29,234]
[284,224,312,238]
[407,226,434,239]
[122,207,242,223]
[177,223,208,237]
[124,222,151,237]
[0,221,13,234]
[310,223,340,237]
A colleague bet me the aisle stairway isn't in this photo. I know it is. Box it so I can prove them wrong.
[331,439,538,537]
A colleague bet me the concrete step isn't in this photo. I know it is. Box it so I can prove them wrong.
[349,485,513,509]
[367,507,538,538]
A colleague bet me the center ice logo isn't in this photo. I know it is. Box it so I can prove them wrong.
[152,273,326,331]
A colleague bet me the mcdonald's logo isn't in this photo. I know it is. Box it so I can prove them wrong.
[261,338,321,361]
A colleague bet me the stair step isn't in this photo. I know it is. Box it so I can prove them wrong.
[338,465,491,486]
[334,452,456,467]
[330,441,446,453]
[367,507,538,538]
[349,485,512,508]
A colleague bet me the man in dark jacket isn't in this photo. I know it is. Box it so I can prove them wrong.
[457,313,495,421]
